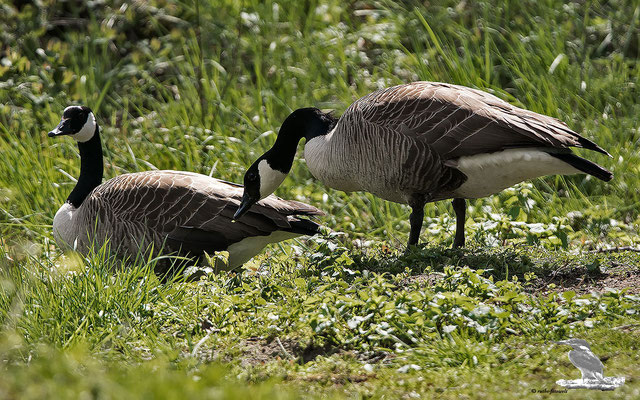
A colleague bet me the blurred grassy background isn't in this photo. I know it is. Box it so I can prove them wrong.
[0,1,639,398]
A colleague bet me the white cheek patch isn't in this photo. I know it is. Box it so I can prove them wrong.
[73,112,96,142]
[258,159,286,199]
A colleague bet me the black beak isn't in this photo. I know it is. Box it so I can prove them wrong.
[234,192,258,220]
[48,120,71,137]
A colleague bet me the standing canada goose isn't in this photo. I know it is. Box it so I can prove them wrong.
[234,82,612,247]
[48,106,323,273]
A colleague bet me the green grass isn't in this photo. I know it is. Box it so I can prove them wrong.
[1,0,639,398]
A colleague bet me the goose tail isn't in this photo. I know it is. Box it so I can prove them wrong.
[549,152,613,182]
[286,216,322,236]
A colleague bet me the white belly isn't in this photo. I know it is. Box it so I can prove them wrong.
[226,231,301,268]
[52,202,80,250]
[452,149,580,198]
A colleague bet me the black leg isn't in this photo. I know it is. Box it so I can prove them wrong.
[452,198,466,248]
[408,204,425,246]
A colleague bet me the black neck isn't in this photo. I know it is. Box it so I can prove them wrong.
[266,108,336,173]
[67,126,103,208]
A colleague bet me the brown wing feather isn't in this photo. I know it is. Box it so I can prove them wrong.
[84,170,322,255]
[346,82,608,160]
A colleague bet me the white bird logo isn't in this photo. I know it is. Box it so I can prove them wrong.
[554,339,604,381]
[554,339,625,391]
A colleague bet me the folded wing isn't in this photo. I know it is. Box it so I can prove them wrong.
[345,81,609,160]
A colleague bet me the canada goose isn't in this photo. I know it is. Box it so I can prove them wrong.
[48,106,323,273]
[234,82,612,247]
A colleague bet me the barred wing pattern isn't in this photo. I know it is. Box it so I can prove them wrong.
[74,170,322,261]
[330,82,607,202]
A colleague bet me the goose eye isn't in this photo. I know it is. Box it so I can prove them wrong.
[246,172,257,182]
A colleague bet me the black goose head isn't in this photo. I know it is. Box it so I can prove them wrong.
[234,107,336,220]
[48,106,96,142]
[49,105,103,208]
[234,152,287,220]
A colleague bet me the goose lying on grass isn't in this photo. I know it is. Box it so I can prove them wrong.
[48,106,323,275]
[234,82,612,247]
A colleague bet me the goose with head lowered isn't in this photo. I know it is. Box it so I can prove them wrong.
[234,82,613,247]
[48,106,323,274]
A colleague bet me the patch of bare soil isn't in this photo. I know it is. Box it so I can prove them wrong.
[528,260,640,296]
[204,336,393,370]
[210,337,339,367]
[401,254,640,296]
